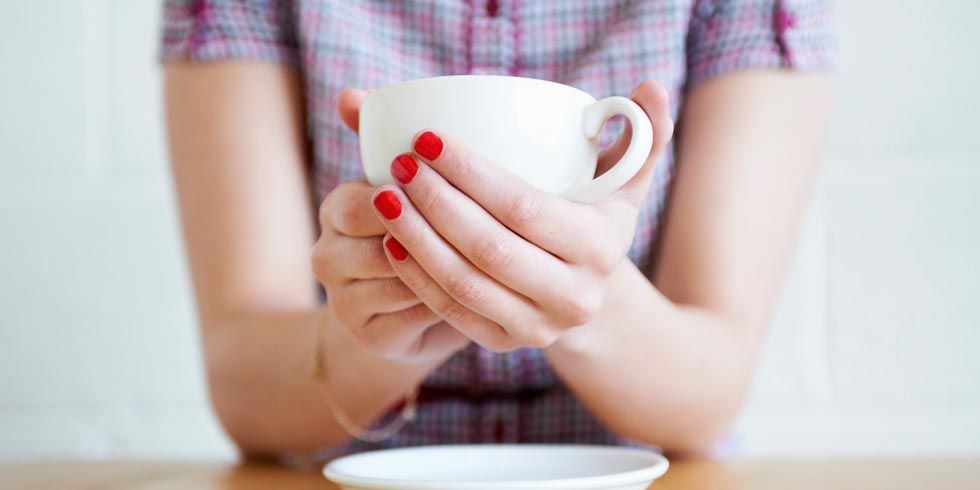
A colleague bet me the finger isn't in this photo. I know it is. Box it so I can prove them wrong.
[380,234,518,352]
[337,88,368,133]
[337,277,423,327]
[312,233,395,283]
[596,118,632,176]
[614,80,674,204]
[584,82,675,245]
[411,322,469,360]
[392,154,587,323]
[357,304,443,359]
[371,187,544,331]
[409,130,616,266]
[321,179,386,237]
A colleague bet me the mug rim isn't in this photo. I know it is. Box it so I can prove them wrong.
[367,74,595,100]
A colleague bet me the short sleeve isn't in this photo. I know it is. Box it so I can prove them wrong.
[161,0,299,65]
[686,0,833,87]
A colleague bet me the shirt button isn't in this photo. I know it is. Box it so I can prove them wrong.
[775,4,797,65]
[696,0,716,18]
[486,0,500,18]
[190,0,205,15]
[776,9,798,33]
[493,419,505,442]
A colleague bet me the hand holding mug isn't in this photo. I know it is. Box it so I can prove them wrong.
[309,91,469,362]
[360,75,655,203]
[353,78,673,351]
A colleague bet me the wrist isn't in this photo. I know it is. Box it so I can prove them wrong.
[545,260,662,359]
[321,308,442,393]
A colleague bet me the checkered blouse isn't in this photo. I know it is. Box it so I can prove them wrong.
[162,0,832,461]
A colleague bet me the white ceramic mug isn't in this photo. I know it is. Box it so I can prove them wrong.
[359,75,653,203]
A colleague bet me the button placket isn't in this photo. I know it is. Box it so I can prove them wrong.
[485,400,519,443]
[775,0,798,65]
[486,0,500,18]
[468,0,515,75]
[480,400,498,442]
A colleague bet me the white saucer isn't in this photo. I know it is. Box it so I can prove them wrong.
[323,444,668,490]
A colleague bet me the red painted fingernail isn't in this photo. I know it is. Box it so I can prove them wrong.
[373,190,402,220]
[391,154,419,184]
[413,131,443,161]
[385,236,408,261]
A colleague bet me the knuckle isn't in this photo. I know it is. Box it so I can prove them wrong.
[310,242,335,283]
[395,222,425,251]
[505,192,543,229]
[399,266,431,292]
[415,182,446,216]
[445,272,484,306]
[317,197,332,229]
[352,321,392,354]
[351,326,383,351]
[484,340,512,353]
[368,336,401,358]
[591,243,624,275]
[444,146,474,181]
[557,291,603,327]
[483,333,519,353]
[328,292,356,327]
[382,277,412,300]
[477,325,520,354]
[519,327,561,349]
[362,238,389,270]
[334,195,365,234]
[400,303,433,326]
[346,321,367,341]
[471,232,515,273]
[360,317,411,358]
[436,301,470,325]
[375,244,394,273]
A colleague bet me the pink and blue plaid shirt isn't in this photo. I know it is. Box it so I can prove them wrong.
[162,0,832,461]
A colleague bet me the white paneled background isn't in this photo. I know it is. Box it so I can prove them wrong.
[1,1,978,460]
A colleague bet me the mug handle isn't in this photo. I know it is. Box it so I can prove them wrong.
[564,96,653,203]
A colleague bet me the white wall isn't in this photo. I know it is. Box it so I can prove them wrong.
[1,1,978,459]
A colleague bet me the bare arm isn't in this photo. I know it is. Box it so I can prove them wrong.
[545,71,832,455]
[342,71,827,455]
[164,62,450,454]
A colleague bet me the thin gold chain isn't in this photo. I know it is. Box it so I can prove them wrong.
[309,308,418,443]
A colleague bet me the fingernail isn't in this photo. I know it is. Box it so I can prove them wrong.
[385,236,408,261]
[391,153,419,184]
[373,190,402,220]
[413,131,443,161]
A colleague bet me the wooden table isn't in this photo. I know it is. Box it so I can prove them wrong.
[2,459,978,489]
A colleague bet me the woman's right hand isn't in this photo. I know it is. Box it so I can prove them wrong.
[311,89,469,363]
[312,179,469,362]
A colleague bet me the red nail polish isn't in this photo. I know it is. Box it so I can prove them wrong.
[373,190,402,220]
[385,236,408,261]
[413,131,443,161]
[391,154,419,184]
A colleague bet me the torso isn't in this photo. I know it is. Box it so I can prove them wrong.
[296,0,688,458]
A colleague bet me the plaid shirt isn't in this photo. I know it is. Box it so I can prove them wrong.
[162,0,832,461]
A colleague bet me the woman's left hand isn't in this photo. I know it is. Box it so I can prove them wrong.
[368,81,673,351]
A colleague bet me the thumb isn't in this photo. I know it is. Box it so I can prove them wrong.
[614,80,674,205]
[337,88,369,133]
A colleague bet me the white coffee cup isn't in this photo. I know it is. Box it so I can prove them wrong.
[358,75,652,203]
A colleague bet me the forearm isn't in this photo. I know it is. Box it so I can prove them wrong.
[547,73,830,454]
[203,307,445,454]
[545,261,763,455]
[164,63,453,454]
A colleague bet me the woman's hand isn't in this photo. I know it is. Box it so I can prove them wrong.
[370,81,673,352]
[310,90,469,362]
